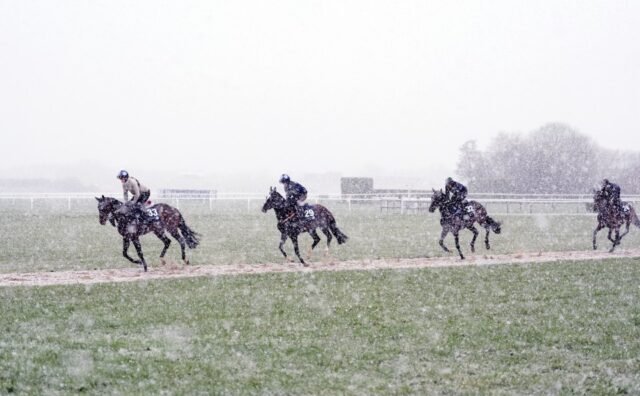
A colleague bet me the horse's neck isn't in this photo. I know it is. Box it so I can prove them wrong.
[439,202,454,217]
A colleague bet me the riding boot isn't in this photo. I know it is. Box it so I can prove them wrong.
[134,203,149,224]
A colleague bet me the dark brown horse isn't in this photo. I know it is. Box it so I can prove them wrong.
[96,196,200,271]
[261,187,347,266]
[428,189,501,259]
[592,189,640,252]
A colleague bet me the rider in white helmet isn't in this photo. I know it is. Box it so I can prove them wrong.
[117,170,153,222]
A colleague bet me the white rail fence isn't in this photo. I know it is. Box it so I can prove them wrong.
[2,192,640,215]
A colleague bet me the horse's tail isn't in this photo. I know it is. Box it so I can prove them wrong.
[485,216,502,234]
[322,208,348,244]
[179,216,200,249]
[630,207,640,229]
[329,219,348,244]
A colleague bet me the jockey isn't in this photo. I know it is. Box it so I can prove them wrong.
[601,178,622,212]
[279,174,308,218]
[117,170,153,222]
[445,177,468,216]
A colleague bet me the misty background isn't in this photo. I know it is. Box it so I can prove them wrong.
[1,1,639,194]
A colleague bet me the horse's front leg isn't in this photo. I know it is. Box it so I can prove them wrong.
[454,231,465,260]
[467,225,479,253]
[439,228,451,253]
[592,224,603,250]
[278,233,293,263]
[122,237,141,265]
[132,237,148,272]
[606,228,618,253]
[290,234,307,267]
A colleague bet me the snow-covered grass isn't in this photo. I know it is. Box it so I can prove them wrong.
[1,260,639,394]
[1,210,639,273]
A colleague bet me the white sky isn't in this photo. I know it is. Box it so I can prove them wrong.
[1,0,639,180]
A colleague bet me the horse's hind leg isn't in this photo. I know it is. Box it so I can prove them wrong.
[484,228,491,250]
[132,237,147,272]
[321,228,332,257]
[154,230,171,265]
[307,230,321,260]
[169,230,188,264]
[122,238,141,265]
[468,225,479,253]
[619,222,630,242]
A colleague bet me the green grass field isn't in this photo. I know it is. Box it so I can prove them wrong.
[1,260,639,394]
[2,204,640,393]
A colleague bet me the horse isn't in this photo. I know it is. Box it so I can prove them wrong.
[95,196,200,271]
[428,189,501,259]
[261,187,348,266]
[591,189,640,252]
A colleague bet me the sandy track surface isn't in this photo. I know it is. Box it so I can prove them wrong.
[1,249,640,287]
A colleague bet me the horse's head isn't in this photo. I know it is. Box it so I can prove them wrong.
[428,189,447,213]
[262,187,286,213]
[95,195,121,225]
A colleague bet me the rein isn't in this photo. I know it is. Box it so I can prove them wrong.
[279,212,297,224]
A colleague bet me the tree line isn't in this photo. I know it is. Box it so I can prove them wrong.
[456,123,640,194]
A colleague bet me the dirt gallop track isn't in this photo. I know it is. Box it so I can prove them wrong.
[2,249,640,287]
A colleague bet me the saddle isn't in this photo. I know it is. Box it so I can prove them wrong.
[144,205,161,223]
[448,200,473,221]
[301,203,316,220]
[126,202,160,225]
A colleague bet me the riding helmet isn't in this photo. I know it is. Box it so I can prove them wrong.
[117,170,129,180]
[279,174,290,183]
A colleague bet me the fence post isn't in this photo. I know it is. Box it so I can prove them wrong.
[247,198,251,213]
[31,198,34,211]
[68,196,71,211]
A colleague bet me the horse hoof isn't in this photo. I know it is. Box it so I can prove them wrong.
[160,258,166,266]
[184,259,190,265]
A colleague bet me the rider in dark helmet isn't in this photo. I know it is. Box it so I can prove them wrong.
[601,178,622,213]
[279,174,308,219]
[445,177,468,216]
[117,170,154,223]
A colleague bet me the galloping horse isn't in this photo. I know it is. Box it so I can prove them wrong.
[428,189,501,259]
[592,189,640,252]
[96,196,200,271]
[261,187,348,266]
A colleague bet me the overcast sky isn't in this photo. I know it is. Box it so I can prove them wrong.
[1,0,639,183]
